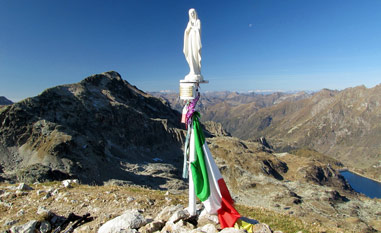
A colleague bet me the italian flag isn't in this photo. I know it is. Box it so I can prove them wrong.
[188,112,241,228]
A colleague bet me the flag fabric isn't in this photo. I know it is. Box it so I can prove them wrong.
[234,217,260,232]
[189,112,241,228]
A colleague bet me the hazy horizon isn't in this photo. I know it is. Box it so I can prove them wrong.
[4,78,381,103]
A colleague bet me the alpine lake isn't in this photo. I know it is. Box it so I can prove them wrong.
[340,170,381,199]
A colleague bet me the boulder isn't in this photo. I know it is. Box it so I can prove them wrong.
[62,179,78,188]
[167,209,189,223]
[98,209,147,233]
[139,220,165,233]
[161,219,195,233]
[39,221,51,233]
[17,209,25,217]
[197,209,220,228]
[10,220,38,233]
[193,223,219,233]
[37,206,52,217]
[252,223,273,233]
[17,183,33,191]
[155,204,184,222]
[3,219,19,226]
[127,196,135,203]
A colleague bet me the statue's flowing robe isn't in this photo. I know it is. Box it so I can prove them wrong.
[184,19,202,76]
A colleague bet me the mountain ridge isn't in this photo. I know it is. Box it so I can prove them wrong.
[0,96,13,106]
[155,85,381,180]
[235,84,381,180]
[0,71,185,187]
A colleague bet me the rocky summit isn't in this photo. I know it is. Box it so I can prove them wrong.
[0,71,186,187]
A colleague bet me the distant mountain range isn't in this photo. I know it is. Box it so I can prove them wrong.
[150,90,312,135]
[0,96,13,105]
[150,90,311,114]
[154,86,381,181]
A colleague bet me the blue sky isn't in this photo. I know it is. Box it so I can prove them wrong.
[1,0,380,101]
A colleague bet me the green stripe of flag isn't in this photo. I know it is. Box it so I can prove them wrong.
[190,112,210,201]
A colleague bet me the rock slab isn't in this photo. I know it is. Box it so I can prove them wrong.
[98,210,147,233]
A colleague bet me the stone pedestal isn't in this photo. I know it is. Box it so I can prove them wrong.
[179,79,208,100]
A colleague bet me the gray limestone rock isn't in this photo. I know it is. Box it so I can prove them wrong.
[39,221,51,233]
[17,183,33,191]
[127,196,135,203]
[202,121,231,138]
[3,219,19,226]
[98,209,147,233]
[37,206,51,216]
[52,188,60,195]
[139,220,165,233]
[36,190,45,195]
[161,219,195,233]
[104,179,133,186]
[17,209,25,217]
[197,209,220,227]
[167,209,189,223]
[10,220,38,233]
[252,223,273,233]
[193,223,219,233]
[42,192,52,200]
[62,179,78,188]
[155,204,184,222]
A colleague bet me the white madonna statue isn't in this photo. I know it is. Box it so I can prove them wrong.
[183,8,204,82]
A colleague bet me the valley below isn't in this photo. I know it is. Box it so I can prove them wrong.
[153,85,381,182]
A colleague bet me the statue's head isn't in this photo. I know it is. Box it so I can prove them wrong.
[189,8,198,21]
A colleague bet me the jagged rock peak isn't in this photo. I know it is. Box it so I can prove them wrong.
[80,71,144,95]
[85,70,122,81]
[36,71,149,101]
